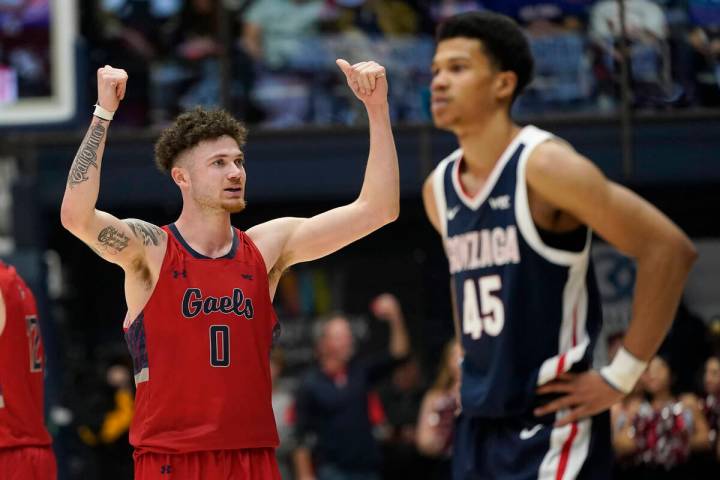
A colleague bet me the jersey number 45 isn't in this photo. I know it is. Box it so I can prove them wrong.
[463,275,505,339]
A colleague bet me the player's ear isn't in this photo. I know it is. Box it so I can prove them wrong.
[170,164,189,188]
[495,71,517,103]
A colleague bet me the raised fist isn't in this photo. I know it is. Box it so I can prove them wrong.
[371,293,403,322]
[96,65,128,113]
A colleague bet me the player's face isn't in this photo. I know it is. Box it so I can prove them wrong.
[183,136,247,214]
[643,356,671,396]
[430,37,506,131]
[704,357,720,394]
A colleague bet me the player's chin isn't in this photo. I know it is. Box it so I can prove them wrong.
[431,112,455,131]
[222,199,246,214]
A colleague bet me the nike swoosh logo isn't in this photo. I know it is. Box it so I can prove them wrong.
[519,424,543,440]
[447,205,461,220]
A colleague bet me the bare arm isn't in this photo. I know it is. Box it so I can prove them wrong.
[371,293,410,358]
[60,67,166,311]
[682,394,711,452]
[416,390,443,456]
[423,175,463,343]
[292,447,315,480]
[422,174,441,234]
[527,143,696,361]
[532,142,696,426]
[248,60,399,277]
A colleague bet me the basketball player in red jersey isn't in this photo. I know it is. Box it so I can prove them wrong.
[60,59,397,479]
[0,261,56,479]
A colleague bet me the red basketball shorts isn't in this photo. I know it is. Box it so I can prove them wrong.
[134,448,281,480]
[0,445,56,480]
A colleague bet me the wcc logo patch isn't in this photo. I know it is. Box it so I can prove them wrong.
[181,288,254,319]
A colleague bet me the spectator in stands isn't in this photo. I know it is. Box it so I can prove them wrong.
[242,0,325,70]
[683,0,720,106]
[292,302,410,480]
[701,355,720,468]
[499,0,595,114]
[149,0,260,123]
[377,357,426,480]
[271,348,296,480]
[372,294,425,480]
[485,0,592,33]
[608,332,646,480]
[615,355,711,479]
[329,0,423,37]
[241,0,326,126]
[429,0,486,24]
[589,0,673,109]
[416,339,461,479]
[76,361,134,480]
[84,0,180,124]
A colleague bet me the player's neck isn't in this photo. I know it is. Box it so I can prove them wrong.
[174,209,234,258]
[456,114,520,177]
[320,357,347,376]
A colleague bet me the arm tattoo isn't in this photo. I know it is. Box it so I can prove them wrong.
[68,123,106,188]
[126,220,165,247]
[96,226,129,255]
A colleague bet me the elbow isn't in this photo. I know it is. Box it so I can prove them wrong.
[674,234,698,272]
[60,203,87,234]
[384,203,400,224]
[360,199,399,229]
[60,203,77,232]
[380,197,400,225]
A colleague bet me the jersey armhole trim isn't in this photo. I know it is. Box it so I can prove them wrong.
[432,151,459,239]
[514,131,591,266]
[123,226,172,330]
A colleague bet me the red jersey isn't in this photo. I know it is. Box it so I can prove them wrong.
[124,225,279,454]
[0,262,52,448]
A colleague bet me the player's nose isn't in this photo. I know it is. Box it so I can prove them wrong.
[431,73,449,92]
[227,163,245,180]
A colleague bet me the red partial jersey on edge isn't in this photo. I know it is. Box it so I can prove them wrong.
[0,262,52,449]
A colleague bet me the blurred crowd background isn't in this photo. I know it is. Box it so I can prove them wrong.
[73,0,720,128]
[2,0,720,479]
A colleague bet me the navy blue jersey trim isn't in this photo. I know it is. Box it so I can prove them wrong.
[168,223,238,260]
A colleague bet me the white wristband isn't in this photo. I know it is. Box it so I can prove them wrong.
[600,346,648,394]
[93,104,115,121]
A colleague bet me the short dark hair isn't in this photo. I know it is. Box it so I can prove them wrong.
[154,107,248,174]
[436,11,534,102]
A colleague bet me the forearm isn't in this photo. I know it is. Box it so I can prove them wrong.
[60,117,110,229]
[293,447,314,479]
[622,242,696,361]
[358,103,399,222]
[388,316,410,358]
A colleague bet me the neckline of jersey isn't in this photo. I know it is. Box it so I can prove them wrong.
[168,223,239,260]
[452,125,530,210]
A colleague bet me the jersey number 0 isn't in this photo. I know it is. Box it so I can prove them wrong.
[209,325,230,367]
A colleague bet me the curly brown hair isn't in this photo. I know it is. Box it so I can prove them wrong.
[154,108,248,173]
